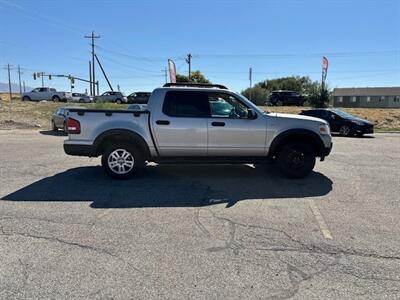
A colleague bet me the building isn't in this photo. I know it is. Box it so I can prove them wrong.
[331,87,400,108]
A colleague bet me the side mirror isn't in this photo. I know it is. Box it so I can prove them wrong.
[247,109,257,119]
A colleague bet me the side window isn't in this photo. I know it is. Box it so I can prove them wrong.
[208,93,249,119]
[50,88,56,92]
[39,88,48,92]
[163,91,210,118]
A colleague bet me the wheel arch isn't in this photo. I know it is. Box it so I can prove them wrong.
[268,129,325,158]
[93,129,150,159]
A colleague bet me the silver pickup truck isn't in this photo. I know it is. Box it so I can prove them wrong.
[64,83,332,179]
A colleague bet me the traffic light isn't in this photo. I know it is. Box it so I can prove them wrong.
[33,73,36,80]
[70,76,75,84]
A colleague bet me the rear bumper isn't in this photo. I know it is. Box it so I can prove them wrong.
[64,144,94,157]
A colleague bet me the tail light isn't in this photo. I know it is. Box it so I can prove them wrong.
[67,118,81,134]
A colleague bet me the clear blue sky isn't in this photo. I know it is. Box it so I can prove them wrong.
[1,0,399,94]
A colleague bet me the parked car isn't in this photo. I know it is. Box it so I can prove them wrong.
[127,92,151,104]
[71,93,92,103]
[300,108,374,137]
[94,91,127,104]
[51,107,84,132]
[127,104,148,111]
[268,90,306,106]
[64,83,332,179]
[22,87,72,102]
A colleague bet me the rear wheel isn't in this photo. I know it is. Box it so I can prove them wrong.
[22,96,30,101]
[51,120,58,131]
[101,143,144,179]
[52,96,60,102]
[277,100,283,106]
[116,98,122,104]
[276,142,316,178]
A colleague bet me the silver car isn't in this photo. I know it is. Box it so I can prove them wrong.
[94,91,127,104]
[71,93,92,103]
[52,107,84,132]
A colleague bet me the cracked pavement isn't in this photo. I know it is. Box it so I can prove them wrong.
[0,130,400,299]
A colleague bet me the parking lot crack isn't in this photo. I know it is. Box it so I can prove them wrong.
[0,227,146,275]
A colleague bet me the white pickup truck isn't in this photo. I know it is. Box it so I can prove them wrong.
[22,87,72,102]
[64,83,332,179]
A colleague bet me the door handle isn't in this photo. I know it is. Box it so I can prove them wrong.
[211,121,225,127]
[156,120,170,125]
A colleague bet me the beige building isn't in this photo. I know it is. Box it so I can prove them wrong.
[332,87,400,108]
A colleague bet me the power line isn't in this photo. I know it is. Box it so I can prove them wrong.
[194,50,399,59]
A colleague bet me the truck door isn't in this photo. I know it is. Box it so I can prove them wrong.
[152,90,209,156]
[207,92,267,156]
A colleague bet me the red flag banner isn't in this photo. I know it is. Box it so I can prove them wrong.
[168,59,176,83]
[322,56,329,82]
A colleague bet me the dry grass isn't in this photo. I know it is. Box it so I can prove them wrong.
[1,94,399,131]
[0,94,126,130]
[262,106,400,131]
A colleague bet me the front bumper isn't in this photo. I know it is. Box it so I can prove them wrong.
[354,125,374,134]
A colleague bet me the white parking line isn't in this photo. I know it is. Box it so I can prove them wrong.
[308,199,333,239]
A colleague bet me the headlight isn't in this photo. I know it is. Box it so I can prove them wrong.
[319,124,330,135]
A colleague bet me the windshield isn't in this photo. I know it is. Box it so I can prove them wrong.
[236,93,266,114]
[333,109,355,119]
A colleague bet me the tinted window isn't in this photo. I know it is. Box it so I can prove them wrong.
[39,88,48,92]
[209,92,249,118]
[163,91,210,117]
[50,88,56,92]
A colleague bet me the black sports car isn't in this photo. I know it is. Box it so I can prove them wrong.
[300,108,374,137]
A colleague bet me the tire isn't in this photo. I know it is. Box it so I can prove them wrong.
[22,96,31,101]
[63,122,67,133]
[115,98,122,104]
[276,142,316,178]
[79,99,84,103]
[277,100,283,106]
[52,96,60,102]
[51,120,58,131]
[339,125,351,137]
[101,143,145,179]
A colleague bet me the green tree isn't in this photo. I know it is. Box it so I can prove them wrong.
[176,70,211,84]
[241,85,268,105]
[241,76,330,107]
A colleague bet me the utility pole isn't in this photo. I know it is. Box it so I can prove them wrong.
[162,67,167,83]
[7,64,13,100]
[17,65,22,94]
[249,67,253,101]
[89,61,92,96]
[186,53,192,78]
[84,31,100,96]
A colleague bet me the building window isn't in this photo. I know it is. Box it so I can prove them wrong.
[367,96,371,102]
[352,96,357,102]
[337,96,343,102]
[395,96,400,102]
[379,96,385,102]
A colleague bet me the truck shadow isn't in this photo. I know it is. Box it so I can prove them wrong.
[1,165,332,208]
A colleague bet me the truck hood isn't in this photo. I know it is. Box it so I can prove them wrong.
[269,112,328,125]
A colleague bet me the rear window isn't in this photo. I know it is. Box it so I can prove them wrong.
[163,91,210,118]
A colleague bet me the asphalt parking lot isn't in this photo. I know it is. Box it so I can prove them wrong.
[0,130,399,299]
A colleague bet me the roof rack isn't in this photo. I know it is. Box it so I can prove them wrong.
[163,83,228,90]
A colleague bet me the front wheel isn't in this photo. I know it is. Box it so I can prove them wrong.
[276,142,316,178]
[339,125,351,136]
[101,144,144,179]
[115,98,122,104]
